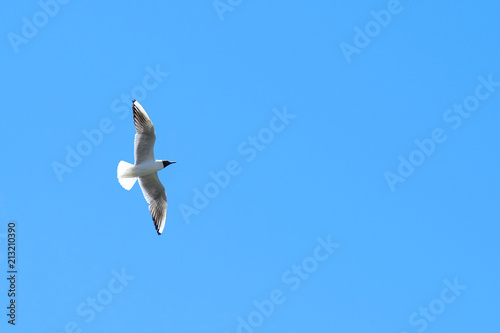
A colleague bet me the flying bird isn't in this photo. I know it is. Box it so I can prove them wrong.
[117,100,176,235]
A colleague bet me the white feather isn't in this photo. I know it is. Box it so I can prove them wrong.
[117,161,137,190]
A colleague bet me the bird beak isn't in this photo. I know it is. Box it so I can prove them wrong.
[171,161,177,164]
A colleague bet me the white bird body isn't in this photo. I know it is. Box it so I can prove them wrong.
[117,100,176,235]
[118,160,164,178]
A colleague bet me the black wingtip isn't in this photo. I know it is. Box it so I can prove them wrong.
[132,99,137,103]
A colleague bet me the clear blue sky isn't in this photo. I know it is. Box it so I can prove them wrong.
[2,1,500,332]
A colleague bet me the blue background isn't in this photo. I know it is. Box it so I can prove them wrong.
[1,1,500,332]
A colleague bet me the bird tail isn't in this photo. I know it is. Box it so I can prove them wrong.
[117,161,137,190]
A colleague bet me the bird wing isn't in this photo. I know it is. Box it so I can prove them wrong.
[133,100,156,164]
[138,172,167,235]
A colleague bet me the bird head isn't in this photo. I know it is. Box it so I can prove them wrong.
[162,160,177,168]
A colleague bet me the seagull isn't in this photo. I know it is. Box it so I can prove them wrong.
[117,100,176,235]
